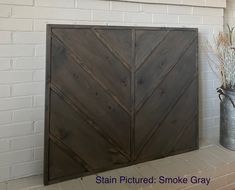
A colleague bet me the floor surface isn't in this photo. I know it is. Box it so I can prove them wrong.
[1,139,235,190]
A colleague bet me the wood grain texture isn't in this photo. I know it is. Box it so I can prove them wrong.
[51,36,131,154]
[44,25,198,185]
[48,140,88,181]
[50,91,129,169]
[135,38,197,152]
[52,28,131,110]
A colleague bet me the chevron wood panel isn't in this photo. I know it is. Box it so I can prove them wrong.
[135,31,198,156]
[44,25,198,185]
[50,36,131,154]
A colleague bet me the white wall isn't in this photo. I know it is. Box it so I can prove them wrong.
[120,0,226,7]
[225,0,235,27]
[0,0,226,182]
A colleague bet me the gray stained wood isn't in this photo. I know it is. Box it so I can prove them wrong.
[44,25,198,185]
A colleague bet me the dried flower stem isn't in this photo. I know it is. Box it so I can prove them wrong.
[208,25,235,90]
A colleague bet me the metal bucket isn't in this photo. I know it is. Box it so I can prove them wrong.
[218,87,235,150]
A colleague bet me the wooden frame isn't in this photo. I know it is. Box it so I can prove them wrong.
[44,24,199,185]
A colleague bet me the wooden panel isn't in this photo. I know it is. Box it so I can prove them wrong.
[95,29,132,64]
[44,25,198,185]
[50,37,131,154]
[135,37,198,152]
[137,79,198,160]
[48,140,88,181]
[52,28,131,110]
[50,91,129,169]
[135,30,197,107]
[135,30,168,67]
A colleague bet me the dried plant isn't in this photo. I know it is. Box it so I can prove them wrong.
[208,25,235,90]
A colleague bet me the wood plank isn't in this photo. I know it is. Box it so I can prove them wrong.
[135,29,169,68]
[130,29,136,160]
[48,140,88,181]
[135,30,196,107]
[170,115,198,154]
[50,84,130,160]
[52,28,131,110]
[138,79,197,160]
[94,28,132,67]
[166,113,198,154]
[50,37,131,154]
[44,24,52,185]
[50,90,129,170]
[135,40,197,151]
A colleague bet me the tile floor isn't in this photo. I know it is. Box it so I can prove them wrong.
[1,139,235,190]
